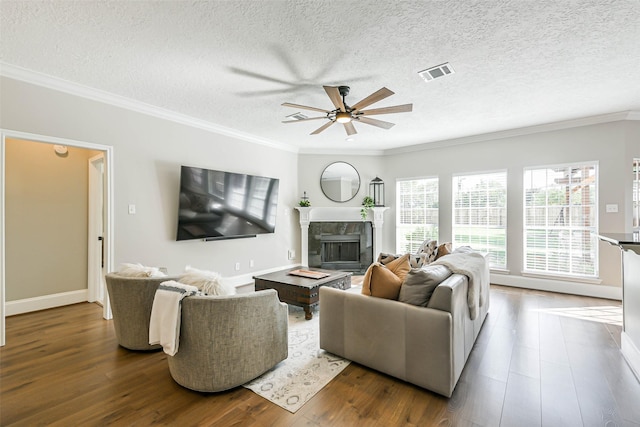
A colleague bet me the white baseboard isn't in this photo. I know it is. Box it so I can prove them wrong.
[6,290,88,316]
[622,332,640,382]
[490,273,622,300]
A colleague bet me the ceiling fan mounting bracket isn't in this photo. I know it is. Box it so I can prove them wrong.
[338,86,350,97]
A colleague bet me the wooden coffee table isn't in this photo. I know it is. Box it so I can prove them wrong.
[253,267,352,320]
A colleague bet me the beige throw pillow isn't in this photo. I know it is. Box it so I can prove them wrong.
[179,266,236,295]
[399,264,453,307]
[116,263,167,278]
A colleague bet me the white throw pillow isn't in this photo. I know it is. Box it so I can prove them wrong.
[116,263,167,278]
[179,266,236,296]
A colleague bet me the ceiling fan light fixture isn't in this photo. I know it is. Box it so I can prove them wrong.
[335,111,352,123]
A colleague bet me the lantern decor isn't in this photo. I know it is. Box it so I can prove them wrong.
[369,177,385,207]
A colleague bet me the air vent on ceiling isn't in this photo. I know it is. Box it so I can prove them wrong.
[418,63,455,82]
[286,112,308,120]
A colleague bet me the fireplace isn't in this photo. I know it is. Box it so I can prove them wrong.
[308,222,373,273]
[295,206,389,272]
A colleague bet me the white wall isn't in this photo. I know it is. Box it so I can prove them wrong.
[0,77,300,279]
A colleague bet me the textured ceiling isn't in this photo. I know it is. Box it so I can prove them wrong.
[1,0,639,153]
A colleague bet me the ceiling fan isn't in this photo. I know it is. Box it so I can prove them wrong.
[282,85,413,136]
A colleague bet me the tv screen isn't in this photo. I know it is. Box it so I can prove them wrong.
[176,166,279,241]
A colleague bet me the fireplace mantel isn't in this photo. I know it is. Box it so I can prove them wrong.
[294,206,389,267]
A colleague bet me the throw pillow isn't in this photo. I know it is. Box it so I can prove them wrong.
[408,253,430,268]
[116,263,167,278]
[361,262,378,296]
[435,242,452,260]
[361,254,410,299]
[379,253,427,268]
[368,264,404,300]
[377,252,401,265]
[398,264,453,307]
[179,266,236,295]
[384,253,411,282]
[417,239,438,263]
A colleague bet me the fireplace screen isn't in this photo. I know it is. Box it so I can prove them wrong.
[308,222,373,273]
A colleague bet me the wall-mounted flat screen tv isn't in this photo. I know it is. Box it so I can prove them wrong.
[176,166,279,241]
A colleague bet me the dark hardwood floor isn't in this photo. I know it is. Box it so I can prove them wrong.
[1,285,639,426]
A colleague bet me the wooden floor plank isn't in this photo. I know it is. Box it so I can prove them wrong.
[1,286,638,426]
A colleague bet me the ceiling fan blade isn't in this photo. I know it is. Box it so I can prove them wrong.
[282,117,328,123]
[360,104,413,116]
[282,102,331,114]
[343,121,357,136]
[228,66,293,86]
[324,86,346,112]
[311,121,335,135]
[350,87,394,112]
[357,116,395,130]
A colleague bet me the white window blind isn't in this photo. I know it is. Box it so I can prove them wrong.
[396,178,439,253]
[452,172,507,269]
[634,158,640,229]
[523,163,598,278]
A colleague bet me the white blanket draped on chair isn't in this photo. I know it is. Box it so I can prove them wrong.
[149,280,198,355]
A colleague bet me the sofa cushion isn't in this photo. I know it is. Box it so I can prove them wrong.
[179,266,236,295]
[116,263,167,278]
[399,264,453,307]
[362,254,410,300]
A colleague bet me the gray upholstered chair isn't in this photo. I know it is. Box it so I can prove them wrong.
[167,289,288,392]
[105,273,178,351]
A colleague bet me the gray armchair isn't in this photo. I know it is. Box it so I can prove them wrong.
[105,273,178,351]
[167,289,288,392]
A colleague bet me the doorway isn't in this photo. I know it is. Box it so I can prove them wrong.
[0,130,114,346]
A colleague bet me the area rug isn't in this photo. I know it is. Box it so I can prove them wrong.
[243,306,351,413]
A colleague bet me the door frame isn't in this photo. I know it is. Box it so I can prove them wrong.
[88,153,106,306]
[0,129,114,346]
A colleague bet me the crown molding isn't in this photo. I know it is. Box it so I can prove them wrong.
[384,110,640,156]
[0,62,299,154]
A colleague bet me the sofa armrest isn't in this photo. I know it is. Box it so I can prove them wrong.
[427,273,468,313]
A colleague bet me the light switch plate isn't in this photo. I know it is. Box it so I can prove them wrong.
[606,204,618,213]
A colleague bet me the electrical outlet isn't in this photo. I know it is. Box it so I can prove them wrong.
[606,204,618,213]
[235,262,240,271]
[287,250,295,260]
[250,259,254,268]
[128,204,136,214]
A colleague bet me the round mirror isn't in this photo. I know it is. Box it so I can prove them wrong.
[320,162,360,202]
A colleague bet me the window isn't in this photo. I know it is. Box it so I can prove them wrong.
[523,163,598,278]
[452,171,507,269]
[396,178,439,253]
[634,158,639,229]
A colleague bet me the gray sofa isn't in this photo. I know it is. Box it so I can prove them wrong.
[319,271,489,397]
[105,273,179,351]
[168,289,288,392]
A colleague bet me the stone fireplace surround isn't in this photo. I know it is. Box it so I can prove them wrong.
[294,207,389,269]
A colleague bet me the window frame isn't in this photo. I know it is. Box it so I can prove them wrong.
[451,170,508,270]
[522,161,599,279]
[395,176,439,254]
